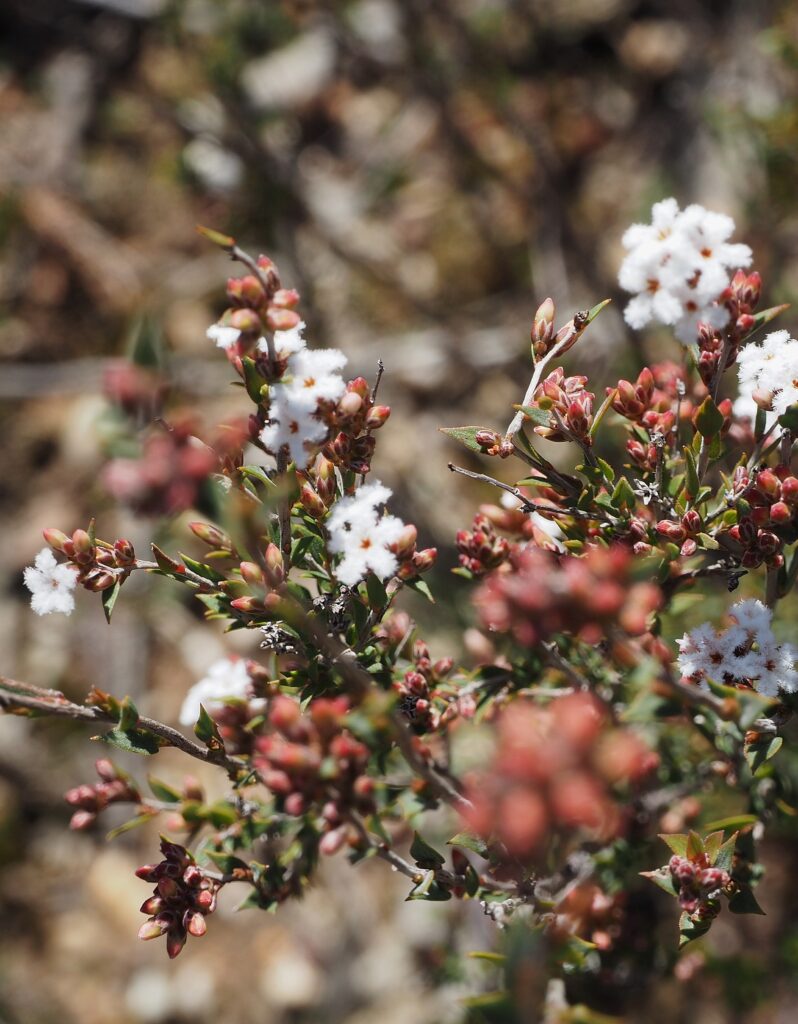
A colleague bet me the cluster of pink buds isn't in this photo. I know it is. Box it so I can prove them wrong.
[610,366,679,438]
[392,525,438,581]
[254,696,375,853]
[739,466,798,530]
[393,640,454,732]
[456,513,511,576]
[693,271,761,387]
[136,838,219,958]
[656,509,703,557]
[531,367,594,444]
[473,428,514,459]
[669,854,731,915]
[463,695,656,861]
[223,255,301,367]
[550,883,626,952]
[726,515,783,569]
[65,758,139,830]
[476,544,661,647]
[103,419,217,516]
[530,297,590,361]
[325,376,391,475]
[44,526,136,593]
[229,543,287,617]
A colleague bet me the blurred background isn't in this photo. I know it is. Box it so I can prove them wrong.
[2,1,798,1021]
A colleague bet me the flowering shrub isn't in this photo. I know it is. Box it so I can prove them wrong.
[4,205,798,1018]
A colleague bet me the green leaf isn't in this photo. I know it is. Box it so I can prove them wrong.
[694,396,724,439]
[148,776,182,803]
[448,831,489,858]
[106,810,157,841]
[239,465,275,487]
[713,832,739,874]
[513,404,551,428]
[703,831,724,864]
[98,727,162,756]
[702,815,755,835]
[683,446,699,499]
[194,704,225,752]
[118,696,140,732]
[406,870,451,902]
[658,833,688,857]
[728,885,765,915]
[468,951,507,965]
[101,580,122,624]
[640,868,678,897]
[196,224,235,251]
[746,303,790,336]
[410,831,445,868]
[365,573,388,610]
[405,578,435,603]
[686,830,705,860]
[204,851,250,874]
[439,425,494,454]
[678,909,714,948]
[745,734,783,774]
[611,475,636,510]
[778,403,798,433]
[241,356,266,404]
[180,555,225,583]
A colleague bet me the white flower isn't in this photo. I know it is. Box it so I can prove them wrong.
[207,323,241,350]
[736,330,798,417]
[260,394,329,467]
[259,346,347,468]
[178,657,253,726]
[23,548,77,616]
[327,481,406,586]
[677,598,798,696]
[619,199,752,344]
[282,348,347,409]
[258,322,307,359]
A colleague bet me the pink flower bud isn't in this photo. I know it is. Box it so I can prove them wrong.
[184,911,207,937]
[229,308,261,333]
[138,915,172,941]
[264,543,285,586]
[271,288,300,309]
[239,561,265,587]
[320,826,348,856]
[366,405,391,429]
[770,501,792,524]
[266,308,301,333]
[42,528,71,552]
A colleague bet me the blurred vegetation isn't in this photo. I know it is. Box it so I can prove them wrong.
[2,1,798,1021]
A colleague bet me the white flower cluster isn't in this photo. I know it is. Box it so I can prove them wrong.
[23,548,77,616]
[735,330,798,421]
[677,598,798,697]
[260,346,347,466]
[327,481,405,587]
[178,656,254,726]
[619,198,752,343]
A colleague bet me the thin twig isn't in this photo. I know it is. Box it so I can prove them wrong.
[0,677,244,777]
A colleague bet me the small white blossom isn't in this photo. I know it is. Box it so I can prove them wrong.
[260,394,329,467]
[260,346,347,467]
[23,548,77,616]
[282,348,347,409]
[327,481,406,586]
[736,329,798,418]
[619,199,752,343]
[677,598,798,697]
[178,657,253,726]
[207,323,241,350]
[258,321,307,359]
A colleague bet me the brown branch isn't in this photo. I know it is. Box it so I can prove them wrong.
[0,677,245,777]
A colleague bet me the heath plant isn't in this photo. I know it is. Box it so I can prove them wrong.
[6,203,798,1019]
